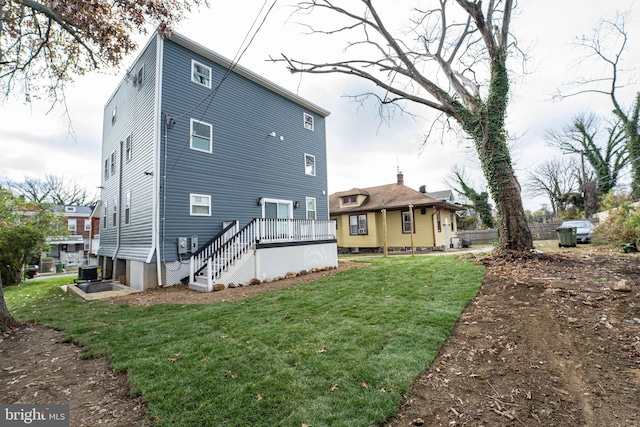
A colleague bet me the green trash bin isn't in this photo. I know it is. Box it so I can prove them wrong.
[55,262,65,273]
[556,227,577,248]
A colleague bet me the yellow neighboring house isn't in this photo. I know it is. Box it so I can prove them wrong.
[329,174,464,253]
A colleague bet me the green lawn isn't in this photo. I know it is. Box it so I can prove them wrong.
[5,256,483,427]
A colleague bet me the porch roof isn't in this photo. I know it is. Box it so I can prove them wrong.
[329,183,463,215]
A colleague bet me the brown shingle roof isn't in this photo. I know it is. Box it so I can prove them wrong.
[329,183,463,214]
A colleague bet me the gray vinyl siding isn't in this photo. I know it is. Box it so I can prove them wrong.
[98,38,158,261]
[158,40,328,262]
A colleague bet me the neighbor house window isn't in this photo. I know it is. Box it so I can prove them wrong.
[191,60,211,88]
[84,239,90,251]
[68,219,77,232]
[303,112,314,131]
[190,119,212,153]
[450,212,456,232]
[104,159,109,179]
[125,191,131,225]
[306,197,316,220]
[436,211,441,232]
[125,134,132,162]
[402,211,415,234]
[103,202,108,229]
[110,150,116,175]
[112,198,117,228]
[84,220,91,232]
[190,194,211,216]
[304,154,316,176]
[349,214,367,235]
[342,195,357,205]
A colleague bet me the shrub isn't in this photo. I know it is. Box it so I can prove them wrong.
[593,203,640,246]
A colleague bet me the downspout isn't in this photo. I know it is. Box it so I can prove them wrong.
[154,33,164,288]
[113,139,124,278]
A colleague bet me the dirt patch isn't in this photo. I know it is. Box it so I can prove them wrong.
[2,249,640,426]
[387,246,640,427]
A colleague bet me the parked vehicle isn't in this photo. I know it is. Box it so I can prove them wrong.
[24,264,39,279]
[559,220,595,243]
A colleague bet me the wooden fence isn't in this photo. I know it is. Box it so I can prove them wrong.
[456,222,577,245]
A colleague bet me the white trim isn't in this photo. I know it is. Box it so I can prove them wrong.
[303,112,314,131]
[190,193,211,216]
[190,118,213,153]
[305,197,317,220]
[191,59,212,88]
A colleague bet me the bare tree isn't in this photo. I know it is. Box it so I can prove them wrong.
[1,0,206,103]
[546,114,628,200]
[4,175,97,205]
[525,157,580,218]
[274,0,532,251]
[556,12,640,198]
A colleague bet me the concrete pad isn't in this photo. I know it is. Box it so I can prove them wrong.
[66,282,141,301]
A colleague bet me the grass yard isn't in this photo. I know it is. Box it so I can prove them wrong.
[5,256,483,427]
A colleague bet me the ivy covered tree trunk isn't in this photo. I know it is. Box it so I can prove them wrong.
[0,271,18,333]
[464,55,533,251]
[620,94,640,199]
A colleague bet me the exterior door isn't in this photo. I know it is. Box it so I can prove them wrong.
[262,199,293,240]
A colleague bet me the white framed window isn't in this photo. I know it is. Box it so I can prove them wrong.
[112,198,118,228]
[65,206,76,213]
[110,150,116,175]
[68,219,77,232]
[125,191,131,225]
[134,66,144,89]
[191,60,211,88]
[190,194,211,216]
[103,202,108,229]
[402,211,415,234]
[190,119,212,153]
[306,197,316,220]
[84,220,91,231]
[125,134,132,162]
[104,159,109,180]
[349,214,367,235]
[303,112,314,131]
[84,239,90,251]
[304,153,316,176]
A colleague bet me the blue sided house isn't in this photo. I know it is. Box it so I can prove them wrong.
[97,31,337,292]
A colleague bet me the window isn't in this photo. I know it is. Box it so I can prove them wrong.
[68,219,77,232]
[349,214,367,235]
[84,239,90,251]
[110,150,116,176]
[112,198,117,228]
[125,134,132,162]
[190,119,212,153]
[190,194,211,216]
[104,159,109,180]
[112,106,117,125]
[191,60,211,88]
[133,66,144,89]
[303,112,314,131]
[306,197,316,220]
[402,211,415,234]
[450,212,456,232]
[103,202,108,229]
[342,195,357,205]
[304,154,316,176]
[65,206,76,213]
[125,191,131,225]
[436,211,441,232]
[84,220,91,231]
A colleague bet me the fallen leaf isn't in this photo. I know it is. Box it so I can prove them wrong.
[256,394,263,401]
[317,348,327,354]
[226,370,237,379]
[361,381,368,389]
[330,383,339,392]
[168,358,176,362]
[380,387,386,393]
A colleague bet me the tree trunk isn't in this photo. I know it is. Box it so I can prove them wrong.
[0,271,18,333]
[464,55,533,251]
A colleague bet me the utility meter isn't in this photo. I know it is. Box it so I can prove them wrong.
[177,237,188,254]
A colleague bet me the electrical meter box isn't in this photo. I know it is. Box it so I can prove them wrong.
[190,235,198,252]
[177,237,188,254]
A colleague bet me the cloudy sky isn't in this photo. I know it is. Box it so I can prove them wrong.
[1,0,638,211]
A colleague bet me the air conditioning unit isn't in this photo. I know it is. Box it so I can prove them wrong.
[358,228,367,235]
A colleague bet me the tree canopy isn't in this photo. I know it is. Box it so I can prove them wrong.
[0,0,205,102]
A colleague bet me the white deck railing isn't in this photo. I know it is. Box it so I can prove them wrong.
[189,219,336,289]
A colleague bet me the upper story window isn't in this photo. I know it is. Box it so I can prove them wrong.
[110,150,116,176]
[68,219,77,232]
[133,66,144,89]
[342,195,357,204]
[111,106,117,125]
[190,119,212,153]
[191,60,211,88]
[303,112,314,131]
[125,191,131,225]
[304,153,316,176]
[104,159,109,180]
[103,202,108,230]
[112,198,118,228]
[125,134,132,162]
[190,194,211,216]
[65,206,76,213]
[306,197,316,220]
[84,219,91,231]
